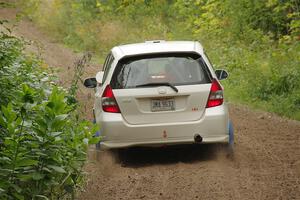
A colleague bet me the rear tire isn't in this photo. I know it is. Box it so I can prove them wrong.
[229,120,234,147]
[227,120,234,158]
[95,142,101,150]
[95,130,101,150]
[93,116,102,150]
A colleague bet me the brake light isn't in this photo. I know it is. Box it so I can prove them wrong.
[101,85,121,113]
[206,79,223,108]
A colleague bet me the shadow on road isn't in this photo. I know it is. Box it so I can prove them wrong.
[110,144,226,168]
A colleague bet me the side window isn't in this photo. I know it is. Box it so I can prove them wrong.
[102,53,114,84]
[102,53,111,72]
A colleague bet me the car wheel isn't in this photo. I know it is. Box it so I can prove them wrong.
[227,120,234,157]
[95,141,101,150]
[95,130,101,150]
[229,120,234,147]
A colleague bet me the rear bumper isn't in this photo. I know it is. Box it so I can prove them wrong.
[100,135,229,149]
[96,104,229,149]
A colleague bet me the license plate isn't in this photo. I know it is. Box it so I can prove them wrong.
[151,98,175,112]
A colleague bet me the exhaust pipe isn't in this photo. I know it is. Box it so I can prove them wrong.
[194,134,203,143]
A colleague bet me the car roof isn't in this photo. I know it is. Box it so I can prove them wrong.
[111,41,204,60]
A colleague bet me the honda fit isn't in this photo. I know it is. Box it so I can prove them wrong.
[84,41,233,149]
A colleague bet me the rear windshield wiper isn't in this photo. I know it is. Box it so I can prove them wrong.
[136,82,178,93]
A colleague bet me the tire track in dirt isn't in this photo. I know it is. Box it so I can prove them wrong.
[1,8,299,200]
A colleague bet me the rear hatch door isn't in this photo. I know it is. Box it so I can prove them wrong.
[110,53,212,125]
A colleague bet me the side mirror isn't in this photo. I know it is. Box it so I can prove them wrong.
[96,71,104,83]
[84,78,97,88]
[215,69,229,80]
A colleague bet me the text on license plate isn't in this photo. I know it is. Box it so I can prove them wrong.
[151,99,175,112]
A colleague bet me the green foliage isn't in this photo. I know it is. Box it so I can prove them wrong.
[0,32,47,106]
[209,40,300,120]
[16,0,300,120]
[0,28,99,199]
[17,0,175,56]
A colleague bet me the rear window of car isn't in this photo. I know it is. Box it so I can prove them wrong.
[111,53,211,89]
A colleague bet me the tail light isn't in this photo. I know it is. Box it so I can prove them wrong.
[206,79,223,108]
[101,85,121,113]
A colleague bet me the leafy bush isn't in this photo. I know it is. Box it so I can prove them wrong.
[0,27,99,199]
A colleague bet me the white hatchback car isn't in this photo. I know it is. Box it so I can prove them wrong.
[84,41,233,149]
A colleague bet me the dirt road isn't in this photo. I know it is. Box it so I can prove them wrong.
[1,8,299,200]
